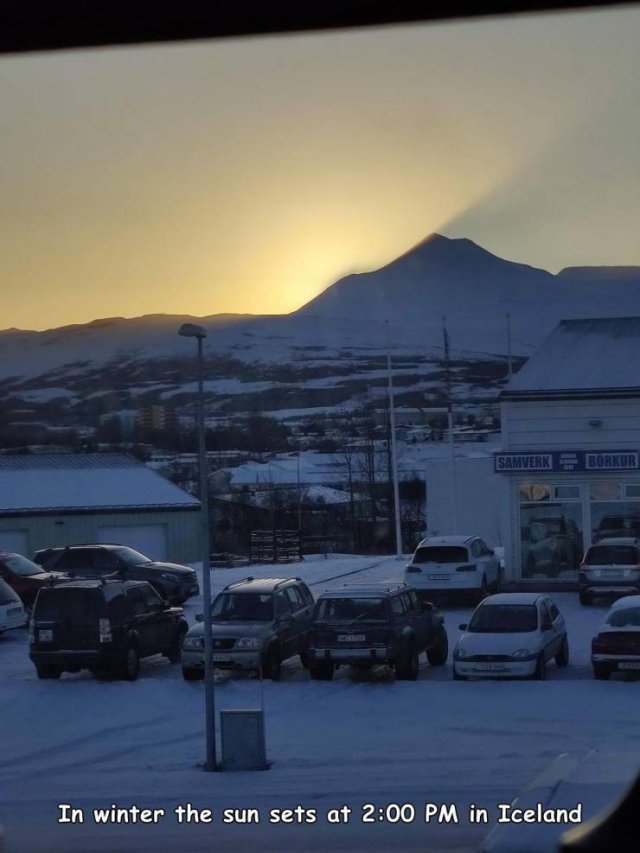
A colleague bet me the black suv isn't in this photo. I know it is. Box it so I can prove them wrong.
[307,583,448,681]
[29,579,188,680]
[33,544,199,604]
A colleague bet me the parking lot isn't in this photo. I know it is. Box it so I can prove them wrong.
[3,555,640,853]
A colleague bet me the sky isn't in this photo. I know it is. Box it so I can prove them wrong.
[2,5,640,331]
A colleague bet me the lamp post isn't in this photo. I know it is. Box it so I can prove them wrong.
[178,322,216,771]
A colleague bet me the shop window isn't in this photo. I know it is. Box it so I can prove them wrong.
[590,502,640,542]
[519,500,583,579]
[590,481,623,501]
[518,483,551,502]
[554,485,580,500]
[625,485,640,499]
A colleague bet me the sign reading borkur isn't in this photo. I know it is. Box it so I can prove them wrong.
[494,450,640,474]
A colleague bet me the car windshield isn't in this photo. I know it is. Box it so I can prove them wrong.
[4,554,46,577]
[0,578,20,605]
[211,592,274,622]
[111,547,152,566]
[468,604,538,633]
[315,597,388,623]
[606,607,640,628]
[585,546,638,566]
[412,546,468,564]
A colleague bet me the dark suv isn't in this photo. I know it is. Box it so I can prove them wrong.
[307,583,448,681]
[34,544,199,604]
[181,576,314,681]
[29,579,188,680]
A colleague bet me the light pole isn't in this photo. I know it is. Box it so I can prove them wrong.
[178,322,216,771]
[385,320,403,557]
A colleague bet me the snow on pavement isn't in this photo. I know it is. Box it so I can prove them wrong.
[2,556,640,853]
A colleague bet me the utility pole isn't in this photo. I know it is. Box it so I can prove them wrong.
[506,313,513,381]
[385,320,403,556]
[443,317,458,535]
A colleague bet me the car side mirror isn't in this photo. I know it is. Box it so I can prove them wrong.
[162,599,171,609]
[195,613,204,623]
[459,623,468,631]
[422,601,434,610]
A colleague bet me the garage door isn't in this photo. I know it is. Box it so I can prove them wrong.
[0,530,28,555]
[97,525,167,561]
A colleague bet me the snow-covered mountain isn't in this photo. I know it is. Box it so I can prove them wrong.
[2,233,640,422]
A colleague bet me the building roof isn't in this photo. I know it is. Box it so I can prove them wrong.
[0,453,200,515]
[501,317,640,400]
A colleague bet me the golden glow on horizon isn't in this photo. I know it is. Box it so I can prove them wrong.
[2,7,640,330]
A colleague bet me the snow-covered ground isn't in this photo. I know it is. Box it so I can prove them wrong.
[2,556,640,853]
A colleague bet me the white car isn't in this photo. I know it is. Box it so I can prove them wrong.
[0,578,27,635]
[405,535,501,601]
[452,593,568,680]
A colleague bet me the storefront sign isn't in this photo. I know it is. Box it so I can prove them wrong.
[494,450,640,473]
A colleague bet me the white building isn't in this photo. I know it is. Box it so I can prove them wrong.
[428,318,640,584]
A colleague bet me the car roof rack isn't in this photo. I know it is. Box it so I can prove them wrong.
[223,576,255,590]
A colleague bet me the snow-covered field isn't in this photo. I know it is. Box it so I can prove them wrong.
[2,556,640,853]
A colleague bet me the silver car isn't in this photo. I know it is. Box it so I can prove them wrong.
[181,576,314,681]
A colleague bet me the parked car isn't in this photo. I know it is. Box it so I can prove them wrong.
[181,576,314,681]
[591,595,640,680]
[33,544,199,604]
[0,551,68,609]
[579,538,640,605]
[593,515,640,543]
[520,521,563,577]
[452,593,568,680]
[29,578,188,680]
[405,535,501,601]
[0,578,27,635]
[307,582,448,681]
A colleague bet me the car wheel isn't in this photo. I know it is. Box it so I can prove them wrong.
[396,646,419,681]
[166,626,188,664]
[299,649,309,669]
[452,667,467,681]
[309,662,334,680]
[262,645,281,681]
[555,635,569,667]
[426,627,448,666]
[593,664,611,681]
[579,591,593,606]
[533,652,546,681]
[477,576,489,603]
[182,667,204,681]
[121,644,140,681]
[36,665,60,680]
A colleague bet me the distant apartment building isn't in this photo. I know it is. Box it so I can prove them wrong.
[136,404,178,433]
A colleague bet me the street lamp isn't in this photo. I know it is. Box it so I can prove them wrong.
[178,322,217,771]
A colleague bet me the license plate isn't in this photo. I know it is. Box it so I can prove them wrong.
[428,575,450,581]
[603,570,623,578]
[39,629,53,642]
[474,663,509,672]
[337,634,365,642]
[618,662,640,670]
[212,653,231,662]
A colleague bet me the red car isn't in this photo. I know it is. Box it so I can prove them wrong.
[0,552,68,609]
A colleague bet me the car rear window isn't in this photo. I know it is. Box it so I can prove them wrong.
[606,607,640,628]
[585,545,638,566]
[315,597,388,622]
[34,588,102,621]
[412,546,468,564]
[468,604,538,633]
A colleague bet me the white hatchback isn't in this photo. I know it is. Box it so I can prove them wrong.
[405,535,501,601]
[0,578,27,635]
[453,593,568,680]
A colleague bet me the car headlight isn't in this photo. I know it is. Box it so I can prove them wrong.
[183,636,203,650]
[236,637,260,649]
[453,647,469,660]
[161,573,179,582]
[511,648,530,659]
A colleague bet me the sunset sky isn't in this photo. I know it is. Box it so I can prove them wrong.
[2,5,640,331]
